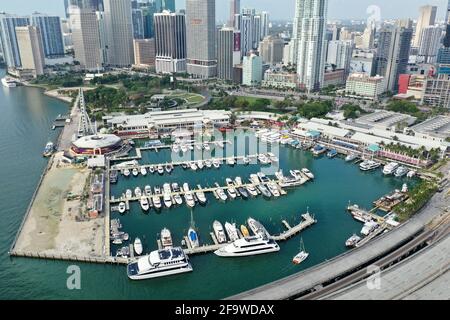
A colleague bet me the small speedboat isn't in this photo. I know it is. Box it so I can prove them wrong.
[144,185,152,197]
[243,157,250,165]
[225,178,238,199]
[240,225,250,237]
[149,166,155,174]
[237,186,249,199]
[161,228,173,248]
[205,159,212,168]
[213,221,227,244]
[227,157,235,166]
[134,187,142,198]
[140,167,148,176]
[118,202,126,214]
[165,164,173,174]
[301,168,315,180]
[212,159,220,169]
[182,162,189,170]
[134,238,143,255]
[125,189,133,199]
[157,165,164,175]
[195,185,207,205]
[245,184,258,197]
[345,153,358,162]
[197,160,204,170]
[152,195,161,209]
[171,183,183,205]
[123,169,131,177]
[327,149,337,158]
[140,196,150,211]
[190,162,198,171]
[132,168,139,177]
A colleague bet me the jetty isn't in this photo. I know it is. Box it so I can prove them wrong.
[271,213,317,241]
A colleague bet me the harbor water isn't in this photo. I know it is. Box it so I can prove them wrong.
[0,68,410,299]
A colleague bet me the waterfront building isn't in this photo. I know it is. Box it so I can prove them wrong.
[103,0,134,67]
[0,13,30,68]
[354,110,417,131]
[229,0,240,27]
[350,49,375,76]
[410,115,450,143]
[242,52,262,86]
[15,26,45,77]
[262,70,297,89]
[418,26,443,63]
[103,109,230,134]
[185,0,217,78]
[69,6,103,71]
[259,36,284,65]
[326,40,353,75]
[132,8,145,39]
[154,11,186,74]
[413,5,437,48]
[31,13,65,58]
[344,73,385,100]
[375,23,413,93]
[295,0,328,92]
[71,134,123,155]
[133,38,155,69]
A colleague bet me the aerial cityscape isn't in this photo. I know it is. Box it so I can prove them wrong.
[0,0,449,303]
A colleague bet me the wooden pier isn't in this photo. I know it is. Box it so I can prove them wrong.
[271,213,317,241]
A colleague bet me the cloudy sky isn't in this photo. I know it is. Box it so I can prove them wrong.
[1,0,449,21]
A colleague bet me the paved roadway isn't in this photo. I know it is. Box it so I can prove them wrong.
[323,233,449,300]
[228,162,450,300]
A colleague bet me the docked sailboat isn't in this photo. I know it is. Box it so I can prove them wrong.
[161,228,173,248]
[214,236,280,257]
[134,238,143,255]
[292,238,309,265]
[213,221,227,244]
[127,247,193,280]
[225,222,239,242]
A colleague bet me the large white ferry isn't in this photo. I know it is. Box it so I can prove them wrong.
[359,160,381,171]
[1,77,17,88]
[127,247,193,280]
[214,236,280,257]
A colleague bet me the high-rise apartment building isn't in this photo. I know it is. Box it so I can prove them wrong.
[259,36,284,65]
[133,38,155,68]
[186,0,217,78]
[413,5,437,48]
[15,26,45,76]
[0,14,30,68]
[229,0,240,28]
[31,13,65,58]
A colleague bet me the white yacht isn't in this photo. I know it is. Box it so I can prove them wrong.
[144,185,152,197]
[345,234,361,248]
[245,184,258,197]
[234,177,243,186]
[360,160,381,171]
[132,168,139,177]
[301,168,315,180]
[258,154,270,164]
[267,182,280,197]
[127,247,193,280]
[205,159,212,168]
[171,183,183,205]
[123,169,131,177]
[212,159,221,169]
[195,185,207,205]
[134,238,143,256]
[140,196,150,211]
[383,162,399,175]
[361,221,379,236]
[345,153,358,162]
[1,77,17,88]
[118,202,126,214]
[214,183,228,201]
[190,162,198,171]
[183,183,196,208]
[213,221,227,244]
[197,160,204,170]
[140,167,148,176]
[163,184,172,208]
[134,187,142,198]
[161,228,173,248]
[214,236,280,257]
[225,178,238,199]
[224,222,240,242]
[152,195,162,209]
[394,166,408,177]
[157,165,164,175]
[247,217,270,238]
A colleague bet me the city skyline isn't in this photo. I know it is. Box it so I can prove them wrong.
[1,0,450,21]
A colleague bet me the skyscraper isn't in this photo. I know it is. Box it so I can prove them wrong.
[68,0,103,10]
[154,11,186,74]
[259,36,284,65]
[142,3,157,38]
[375,23,413,92]
[31,13,65,58]
[217,27,234,80]
[69,6,102,70]
[15,26,45,76]
[103,0,134,67]
[242,52,262,86]
[260,11,269,39]
[240,9,254,56]
[253,14,262,48]
[413,5,437,48]
[229,0,240,27]
[132,8,145,39]
[186,0,217,78]
[418,26,443,63]
[133,38,155,67]
[295,0,328,91]
[0,14,30,68]
[326,40,354,75]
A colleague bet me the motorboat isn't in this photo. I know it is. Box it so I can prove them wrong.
[152,195,162,210]
[118,202,126,214]
[267,153,279,162]
[407,170,416,178]
[225,178,238,199]
[195,185,207,205]
[134,238,143,256]
[172,144,180,153]
[257,184,271,198]
[42,142,55,157]
[247,217,270,238]
[157,165,164,175]
[361,221,379,236]
[237,186,249,199]
[165,164,173,174]
[205,159,212,168]
[140,196,150,211]
[144,185,152,197]
[234,177,243,186]
[227,157,235,166]
[190,162,198,171]
[327,149,338,158]
[123,169,131,177]
[197,160,204,170]
[212,159,220,169]
[225,222,239,242]
[181,162,189,170]
[243,156,250,165]
[171,183,183,205]
[214,183,228,201]
[359,160,381,171]
[402,183,408,193]
[394,166,408,178]
[383,162,399,175]
[245,184,258,197]
[213,221,227,244]
[161,228,173,248]
[267,182,280,197]
[163,183,172,208]
[181,145,188,153]
[127,247,193,280]
[188,228,199,248]
[312,144,327,156]
[1,77,17,88]
[140,167,148,176]
[345,153,358,162]
[109,170,118,184]
[257,172,270,184]
[149,166,155,174]
[345,234,361,248]
[214,236,279,257]
[258,154,270,164]
[301,168,315,180]
[292,238,309,265]
[240,225,250,237]
[125,189,133,199]
[183,183,196,208]
[134,187,142,198]
[132,168,139,177]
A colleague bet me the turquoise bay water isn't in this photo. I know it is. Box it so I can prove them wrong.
[0,68,409,299]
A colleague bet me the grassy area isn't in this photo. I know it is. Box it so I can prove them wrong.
[394,180,438,222]
[168,92,205,105]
